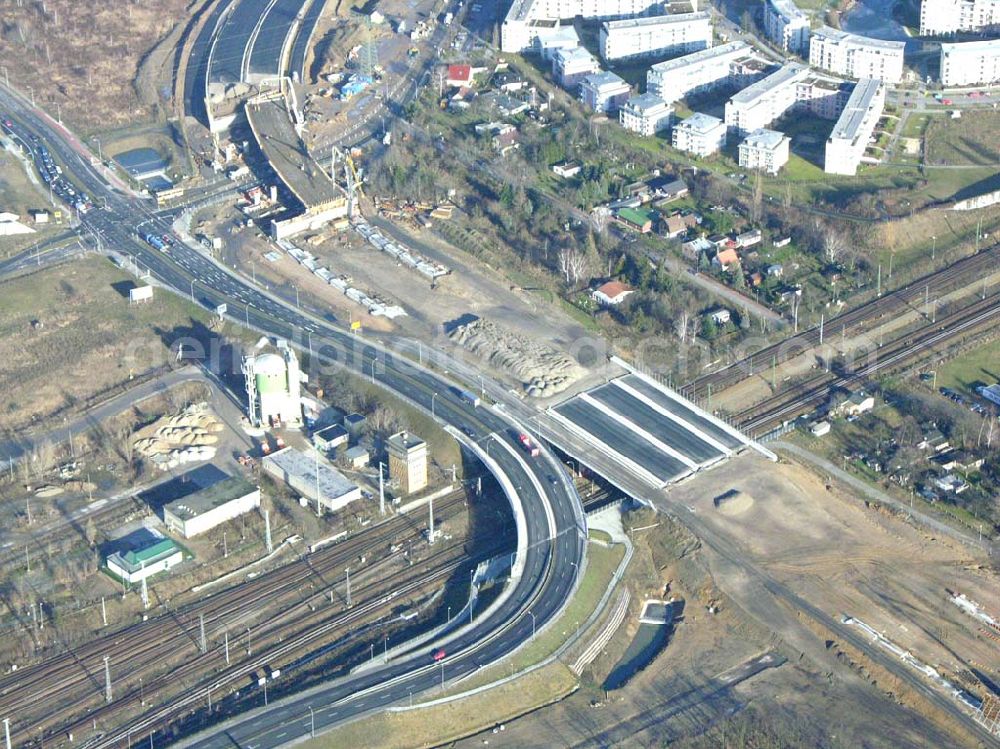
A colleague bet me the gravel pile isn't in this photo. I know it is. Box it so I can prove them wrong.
[448,318,584,398]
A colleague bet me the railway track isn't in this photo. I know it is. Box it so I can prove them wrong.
[59,542,490,747]
[736,291,1000,434]
[684,244,1000,400]
[0,489,474,729]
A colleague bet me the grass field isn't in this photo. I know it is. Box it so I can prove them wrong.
[303,662,577,749]
[925,110,1000,166]
[0,256,209,429]
[934,337,1000,396]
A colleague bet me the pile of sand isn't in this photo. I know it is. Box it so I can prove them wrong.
[133,403,224,470]
[448,318,584,398]
[714,490,754,516]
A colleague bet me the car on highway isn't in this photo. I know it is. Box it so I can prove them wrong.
[941,98,953,105]
[461,425,475,437]
[518,433,540,457]
[432,648,446,662]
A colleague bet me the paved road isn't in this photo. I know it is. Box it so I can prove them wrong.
[0,82,587,749]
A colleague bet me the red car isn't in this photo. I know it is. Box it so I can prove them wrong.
[941,98,953,105]
[518,433,540,457]
[432,648,446,662]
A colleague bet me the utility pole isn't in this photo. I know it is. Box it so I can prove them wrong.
[876,264,881,297]
[224,631,230,665]
[140,563,149,610]
[103,656,112,703]
[264,510,273,555]
[223,531,228,558]
[199,614,207,653]
[345,567,352,608]
[3,717,11,749]
[101,596,107,627]
[315,448,323,517]
[378,462,385,516]
[819,314,824,345]
[428,495,435,545]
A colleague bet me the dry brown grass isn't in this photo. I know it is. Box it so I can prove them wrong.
[0,0,192,132]
[0,256,207,430]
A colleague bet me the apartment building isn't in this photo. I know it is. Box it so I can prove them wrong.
[809,26,905,84]
[646,41,753,103]
[599,12,713,61]
[725,63,811,135]
[939,39,1000,85]
[738,128,791,174]
[619,93,674,135]
[501,0,661,52]
[672,113,727,156]
[919,0,1000,35]
[580,71,632,112]
[553,46,601,89]
[825,78,885,175]
[764,0,810,53]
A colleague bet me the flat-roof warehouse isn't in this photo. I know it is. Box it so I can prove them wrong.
[163,475,262,538]
[262,447,362,514]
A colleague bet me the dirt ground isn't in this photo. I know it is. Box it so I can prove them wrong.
[444,453,985,748]
[0,257,213,431]
[0,0,195,133]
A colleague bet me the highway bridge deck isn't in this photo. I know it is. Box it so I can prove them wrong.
[289,0,326,82]
[209,0,273,85]
[247,97,341,208]
[184,0,236,126]
[546,372,751,490]
[248,0,310,80]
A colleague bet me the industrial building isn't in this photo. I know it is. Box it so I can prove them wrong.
[738,128,791,174]
[672,113,727,157]
[619,93,673,135]
[387,431,428,495]
[763,0,810,54]
[313,424,350,453]
[501,0,661,52]
[106,535,183,584]
[724,63,810,135]
[579,71,631,113]
[825,78,885,175]
[242,338,303,428]
[162,476,262,538]
[646,42,755,103]
[263,447,362,513]
[919,0,1000,35]
[939,39,1000,85]
[809,26,905,84]
[552,46,602,90]
[599,13,713,62]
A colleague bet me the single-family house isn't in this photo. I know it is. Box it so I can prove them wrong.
[766,264,784,278]
[446,64,475,87]
[682,236,714,261]
[592,281,635,306]
[616,207,655,233]
[736,229,762,248]
[712,247,740,270]
[552,161,582,178]
[708,308,731,325]
[663,214,687,238]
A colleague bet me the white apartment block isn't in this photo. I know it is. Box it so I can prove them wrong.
[672,113,727,156]
[580,71,632,113]
[809,26,906,84]
[940,39,1000,85]
[599,13,713,61]
[619,93,674,135]
[553,46,601,89]
[919,0,1000,35]
[738,128,791,174]
[764,0,810,53]
[825,78,885,175]
[502,0,661,52]
[725,63,810,135]
[647,41,752,103]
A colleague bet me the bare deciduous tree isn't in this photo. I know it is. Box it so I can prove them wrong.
[589,206,611,236]
[558,247,587,287]
[674,310,693,344]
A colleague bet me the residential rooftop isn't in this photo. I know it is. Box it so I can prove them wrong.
[623,92,669,112]
[742,128,788,149]
[649,41,750,73]
[812,25,906,51]
[603,11,711,30]
[676,112,724,133]
[729,62,809,104]
[830,78,883,141]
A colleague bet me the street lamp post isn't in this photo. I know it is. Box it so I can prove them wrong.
[189,279,195,302]
[528,610,536,640]
[431,392,438,417]
[309,706,315,738]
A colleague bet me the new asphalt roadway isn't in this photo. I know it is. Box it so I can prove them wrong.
[0,85,586,749]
